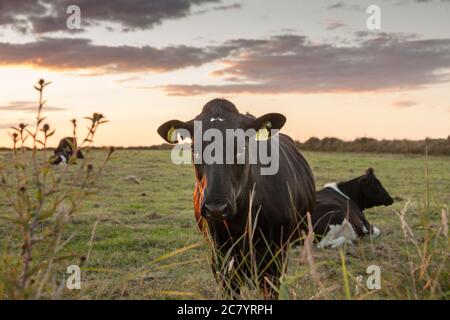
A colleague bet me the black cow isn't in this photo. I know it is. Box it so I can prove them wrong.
[49,137,84,165]
[157,98,315,299]
[311,168,394,248]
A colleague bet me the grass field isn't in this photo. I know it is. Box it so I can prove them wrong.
[1,149,449,299]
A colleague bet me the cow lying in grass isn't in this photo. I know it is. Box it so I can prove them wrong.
[311,168,394,248]
[49,137,84,165]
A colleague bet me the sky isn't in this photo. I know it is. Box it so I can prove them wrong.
[0,0,449,147]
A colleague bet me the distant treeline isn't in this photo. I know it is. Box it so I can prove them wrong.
[142,137,450,156]
[1,136,449,155]
[296,136,450,156]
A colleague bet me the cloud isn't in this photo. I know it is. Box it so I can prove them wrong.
[194,3,242,15]
[211,3,242,11]
[327,1,362,10]
[0,1,45,33]
[327,1,345,9]
[0,0,221,34]
[0,122,15,130]
[322,20,346,30]
[0,37,239,73]
[160,33,450,95]
[2,33,450,96]
[114,76,145,84]
[392,100,417,108]
[0,101,66,112]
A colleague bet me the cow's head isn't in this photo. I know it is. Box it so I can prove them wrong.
[157,98,286,221]
[359,168,394,209]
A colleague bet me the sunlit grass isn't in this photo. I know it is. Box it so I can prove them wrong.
[1,149,448,299]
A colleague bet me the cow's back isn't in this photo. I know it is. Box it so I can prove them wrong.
[250,133,315,243]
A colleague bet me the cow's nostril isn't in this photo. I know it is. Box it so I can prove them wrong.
[203,202,230,220]
[205,202,228,214]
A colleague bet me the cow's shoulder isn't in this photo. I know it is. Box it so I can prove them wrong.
[316,187,360,213]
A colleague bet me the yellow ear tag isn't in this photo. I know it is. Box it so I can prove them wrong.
[256,121,272,141]
[255,126,268,141]
[167,126,177,143]
[256,128,269,140]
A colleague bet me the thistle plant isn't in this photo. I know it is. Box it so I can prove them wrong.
[0,79,113,299]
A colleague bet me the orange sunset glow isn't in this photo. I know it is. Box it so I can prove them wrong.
[0,0,449,147]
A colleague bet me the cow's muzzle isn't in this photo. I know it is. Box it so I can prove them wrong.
[385,196,394,206]
[202,201,233,220]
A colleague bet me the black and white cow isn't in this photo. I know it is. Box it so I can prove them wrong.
[311,168,394,248]
[49,137,84,165]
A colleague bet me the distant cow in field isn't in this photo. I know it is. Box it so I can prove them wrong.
[311,168,394,248]
[157,98,315,299]
[49,137,84,165]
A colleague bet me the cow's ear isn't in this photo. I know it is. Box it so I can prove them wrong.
[360,168,375,185]
[246,113,286,139]
[157,120,193,144]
